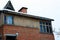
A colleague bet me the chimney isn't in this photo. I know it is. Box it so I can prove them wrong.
[18,7,28,13]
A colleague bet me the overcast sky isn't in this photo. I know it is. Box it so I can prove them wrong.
[0,0,60,40]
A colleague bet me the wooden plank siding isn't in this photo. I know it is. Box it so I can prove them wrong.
[0,14,1,25]
[0,13,4,26]
[14,16,40,28]
[3,13,40,28]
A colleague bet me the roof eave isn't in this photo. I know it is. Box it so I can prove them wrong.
[0,10,54,21]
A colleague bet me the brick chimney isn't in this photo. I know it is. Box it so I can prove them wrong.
[18,7,28,13]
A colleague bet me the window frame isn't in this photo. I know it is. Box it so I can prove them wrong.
[40,21,53,34]
[4,15,14,25]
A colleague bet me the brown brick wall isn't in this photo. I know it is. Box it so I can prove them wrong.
[0,27,3,34]
[3,25,54,40]
[0,27,4,40]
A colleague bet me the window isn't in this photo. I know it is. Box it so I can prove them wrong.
[43,26,46,32]
[46,26,49,33]
[49,26,52,33]
[4,15,13,24]
[40,25,43,32]
[40,21,52,33]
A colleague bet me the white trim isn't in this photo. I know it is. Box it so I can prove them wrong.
[4,34,17,36]
[0,9,23,13]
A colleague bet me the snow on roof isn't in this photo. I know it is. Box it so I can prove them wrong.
[0,9,54,21]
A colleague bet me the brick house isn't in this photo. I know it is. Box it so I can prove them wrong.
[0,0,54,40]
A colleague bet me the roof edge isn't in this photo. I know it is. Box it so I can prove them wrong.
[0,10,54,21]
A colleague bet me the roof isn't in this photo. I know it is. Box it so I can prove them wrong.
[0,9,54,21]
[4,0,15,11]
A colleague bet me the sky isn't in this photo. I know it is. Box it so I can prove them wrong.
[0,0,60,40]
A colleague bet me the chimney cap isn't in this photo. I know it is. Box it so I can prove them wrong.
[18,7,28,12]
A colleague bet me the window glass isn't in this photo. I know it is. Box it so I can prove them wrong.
[43,22,45,25]
[40,21,52,33]
[43,26,46,32]
[40,25,43,32]
[4,16,6,24]
[46,22,48,25]
[40,21,42,25]
[49,23,51,25]
[49,27,52,33]
[4,16,13,24]
[46,26,49,33]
